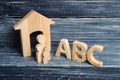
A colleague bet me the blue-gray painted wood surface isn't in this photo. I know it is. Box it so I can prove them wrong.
[0,18,120,67]
[0,66,120,80]
[0,18,120,79]
[0,0,120,18]
[0,0,120,79]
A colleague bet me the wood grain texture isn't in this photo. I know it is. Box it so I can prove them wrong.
[0,0,120,18]
[0,66,120,80]
[0,18,120,79]
[14,10,54,57]
[0,18,120,67]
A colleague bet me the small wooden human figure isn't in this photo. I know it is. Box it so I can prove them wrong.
[43,47,50,64]
[36,34,50,64]
[36,44,45,63]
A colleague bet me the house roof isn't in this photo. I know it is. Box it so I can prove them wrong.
[14,10,55,30]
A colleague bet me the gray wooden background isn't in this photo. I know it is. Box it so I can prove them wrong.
[0,0,120,18]
[0,0,120,80]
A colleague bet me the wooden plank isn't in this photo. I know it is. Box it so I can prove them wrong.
[0,0,120,17]
[0,66,120,80]
[0,18,120,67]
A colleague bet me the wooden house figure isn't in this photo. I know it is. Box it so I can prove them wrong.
[14,10,55,57]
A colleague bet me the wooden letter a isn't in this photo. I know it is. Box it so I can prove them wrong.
[55,39,71,59]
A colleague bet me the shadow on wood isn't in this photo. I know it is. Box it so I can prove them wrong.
[30,31,43,57]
